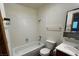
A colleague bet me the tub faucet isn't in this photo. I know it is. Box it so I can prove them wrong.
[38,36,41,45]
[38,36,41,41]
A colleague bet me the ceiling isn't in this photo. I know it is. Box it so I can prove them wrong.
[19,3,46,9]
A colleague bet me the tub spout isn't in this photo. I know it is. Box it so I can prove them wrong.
[25,38,29,43]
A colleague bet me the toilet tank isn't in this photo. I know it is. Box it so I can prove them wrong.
[46,40,56,49]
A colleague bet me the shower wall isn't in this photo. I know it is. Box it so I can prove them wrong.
[4,3,39,48]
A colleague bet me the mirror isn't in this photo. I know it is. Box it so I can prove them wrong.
[65,8,79,32]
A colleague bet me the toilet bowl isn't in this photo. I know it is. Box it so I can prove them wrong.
[40,48,51,56]
[40,40,56,56]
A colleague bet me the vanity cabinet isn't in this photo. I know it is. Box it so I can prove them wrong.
[55,42,79,56]
[56,49,70,56]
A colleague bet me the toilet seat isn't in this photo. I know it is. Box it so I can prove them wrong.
[40,48,51,56]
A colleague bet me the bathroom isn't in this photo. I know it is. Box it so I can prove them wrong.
[1,3,79,56]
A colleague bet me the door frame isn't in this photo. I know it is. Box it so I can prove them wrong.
[0,11,9,56]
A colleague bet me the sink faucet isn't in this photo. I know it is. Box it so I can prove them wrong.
[75,54,78,56]
[74,46,79,50]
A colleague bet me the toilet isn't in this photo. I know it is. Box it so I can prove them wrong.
[40,40,56,56]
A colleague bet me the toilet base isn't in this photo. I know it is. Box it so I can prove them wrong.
[40,53,49,56]
[40,48,51,56]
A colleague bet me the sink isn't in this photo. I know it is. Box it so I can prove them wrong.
[56,42,79,56]
[65,45,79,56]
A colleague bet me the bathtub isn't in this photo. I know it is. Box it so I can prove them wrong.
[13,41,45,56]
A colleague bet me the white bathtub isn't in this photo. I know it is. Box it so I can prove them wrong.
[13,41,45,56]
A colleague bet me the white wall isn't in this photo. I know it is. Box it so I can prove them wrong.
[38,3,79,45]
[4,3,39,48]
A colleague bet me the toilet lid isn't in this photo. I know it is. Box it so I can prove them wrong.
[40,48,51,54]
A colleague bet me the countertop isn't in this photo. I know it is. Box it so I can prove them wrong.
[56,41,79,56]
